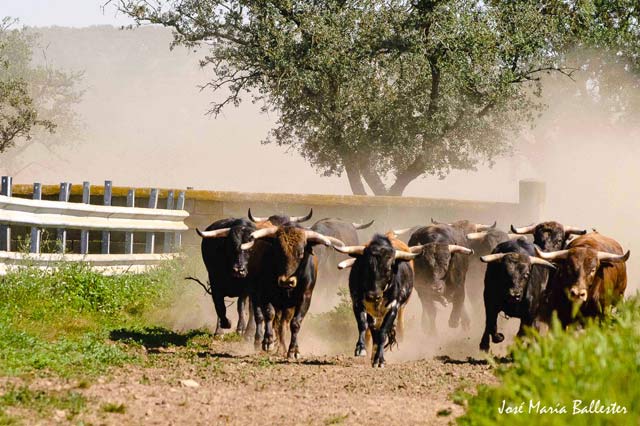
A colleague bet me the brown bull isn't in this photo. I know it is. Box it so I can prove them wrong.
[536,232,630,326]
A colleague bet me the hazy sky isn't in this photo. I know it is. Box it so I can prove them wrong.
[2,0,131,27]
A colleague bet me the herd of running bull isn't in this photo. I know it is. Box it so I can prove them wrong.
[192,209,630,368]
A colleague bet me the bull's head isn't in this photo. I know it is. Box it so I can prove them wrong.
[241,225,343,288]
[481,252,556,303]
[247,208,313,226]
[333,234,418,306]
[510,221,586,251]
[466,229,522,256]
[431,218,496,234]
[535,246,630,304]
[196,225,255,278]
[409,242,473,295]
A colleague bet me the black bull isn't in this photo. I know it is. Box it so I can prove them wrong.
[479,238,556,351]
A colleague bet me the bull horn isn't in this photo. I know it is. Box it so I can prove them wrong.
[352,220,374,230]
[510,223,537,234]
[337,258,356,270]
[304,230,344,247]
[480,253,508,263]
[448,245,474,255]
[534,246,569,261]
[529,256,557,269]
[476,221,497,231]
[240,226,279,250]
[466,231,488,241]
[597,250,630,262]
[332,244,366,255]
[564,225,587,235]
[394,250,419,261]
[431,218,449,225]
[291,209,313,223]
[196,227,230,238]
[391,227,415,236]
[408,244,426,254]
[247,208,267,223]
[508,233,525,240]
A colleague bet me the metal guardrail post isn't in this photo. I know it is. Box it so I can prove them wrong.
[145,188,159,254]
[101,180,112,254]
[56,182,71,253]
[30,183,42,253]
[80,182,91,254]
[0,176,12,251]
[125,189,135,254]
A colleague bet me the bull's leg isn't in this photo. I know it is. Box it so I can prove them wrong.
[278,308,294,357]
[372,308,398,368]
[449,286,470,330]
[480,305,503,352]
[244,299,256,341]
[252,301,265,351]
[287,291,313,359]
[397,304,406,343]
[262,303,276,352]
[420,294,437,335]
[212,290,231,335]
[236,294,248,335]
[352,301,369,357]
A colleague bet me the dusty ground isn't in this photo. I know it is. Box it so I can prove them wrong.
[4,336,500,426]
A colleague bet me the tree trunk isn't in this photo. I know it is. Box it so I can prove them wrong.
[360,162,389,196]
[388,157,425,196]
[344,162,367,195]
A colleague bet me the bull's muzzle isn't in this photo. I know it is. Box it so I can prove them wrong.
[365,291,383,304]
[278,276,297,288]
[508,289,522,303]
[232,266,248,278]
[569,287,588,303]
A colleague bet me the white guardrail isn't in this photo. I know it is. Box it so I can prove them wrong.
[0,177,189,275]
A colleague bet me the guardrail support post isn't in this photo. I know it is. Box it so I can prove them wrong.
[30,183,42,253]
[80,182,91,254]
[175,191,186,250]
[56,182,71,254]
[101,180,112,254]
[145,188,159,254]
[163,190,175,253]
[0,176,12,252]
[125,189,135,254]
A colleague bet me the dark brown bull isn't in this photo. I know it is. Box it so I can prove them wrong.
[241,224,344,358]
[510,221,587,251]
[535,232,630,327]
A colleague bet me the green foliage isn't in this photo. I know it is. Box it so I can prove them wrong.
[307,287,355,353]
[458,297,640,426]
[0,17,82,155]
[101,402,126,414]
[116,1,640,195]
[0,262,177,377]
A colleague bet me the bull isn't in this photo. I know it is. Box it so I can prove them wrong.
[195,218,260,336]
[334,233,418,367]
[241,224,344,358]
[247,208,313,226]
[510,221,587,251]
[535,232,630,327]
[479,239,556,351]
[407,224,474,334]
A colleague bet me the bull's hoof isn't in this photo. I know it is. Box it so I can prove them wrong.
[287,347,300,359]
[354,346,367,357]
[262,340,276,352]
[220,318,232,329]
[448,317,460,328]
[492,333,505,343]
[372,359,385,368]
[479,342,490,352]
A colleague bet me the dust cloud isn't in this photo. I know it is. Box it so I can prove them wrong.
[2,26,639,358]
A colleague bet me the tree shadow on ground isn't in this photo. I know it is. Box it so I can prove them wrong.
[435,355,512,366]
[109,326,211,348]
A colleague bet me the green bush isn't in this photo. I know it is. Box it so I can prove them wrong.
[0,262,179,377]
[458,296,640,426]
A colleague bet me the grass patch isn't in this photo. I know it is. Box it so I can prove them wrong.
[458,296,640,426]
[101,402,126,414]
[0,261,182,377]
[307,287,355,353]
